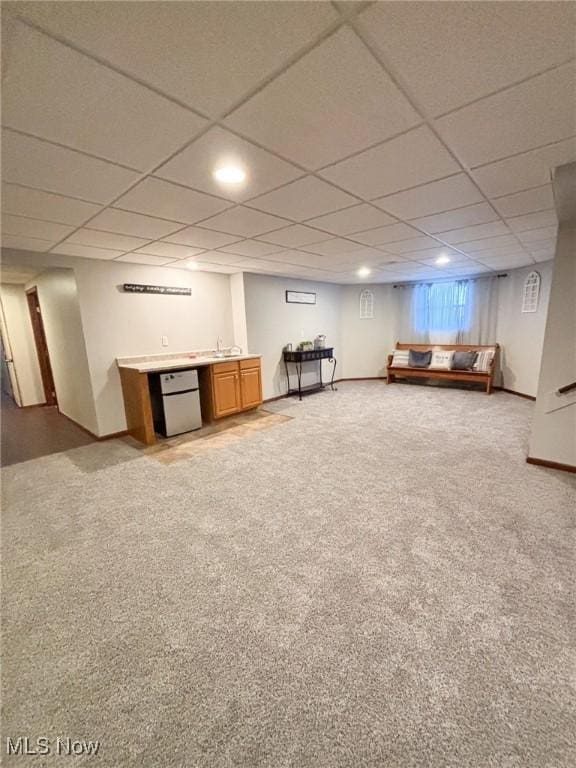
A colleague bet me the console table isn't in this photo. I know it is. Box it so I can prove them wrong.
[283,347,337,400]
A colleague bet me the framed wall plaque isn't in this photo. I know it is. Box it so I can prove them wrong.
[286,290,316,305]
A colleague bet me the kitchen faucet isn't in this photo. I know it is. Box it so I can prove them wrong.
[216,336,223,352]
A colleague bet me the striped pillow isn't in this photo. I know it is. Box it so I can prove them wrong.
[391,350,410,367]
[474,350,495,372]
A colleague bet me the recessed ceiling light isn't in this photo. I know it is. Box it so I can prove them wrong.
[357,266,371,278]
[435,254,451,266]
[213,165,246,185]
[186,261,199,270]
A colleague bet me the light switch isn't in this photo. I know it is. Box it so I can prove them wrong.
[161,336,168,347]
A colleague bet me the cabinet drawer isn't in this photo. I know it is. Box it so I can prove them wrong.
[239,357,261,370]
[211,361,239,374]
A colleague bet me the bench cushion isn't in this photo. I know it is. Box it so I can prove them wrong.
[474,350,495,372]
[430,350,454,369]
[409,349,432,368]
[452,350,478,370]
[391,349,410,367]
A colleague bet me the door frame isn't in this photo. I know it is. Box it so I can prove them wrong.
[0,294,22,404]
[25,287,57,407]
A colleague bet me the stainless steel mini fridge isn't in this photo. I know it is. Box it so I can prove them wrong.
[151,369,202,437]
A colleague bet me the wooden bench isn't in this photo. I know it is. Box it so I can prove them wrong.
[387,343,499,395]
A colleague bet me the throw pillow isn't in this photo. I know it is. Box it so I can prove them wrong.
[474,350,495,372]
[452,351,478,370]
[408,349,432,368]
[430,350,454,370]
[391,350,410,367]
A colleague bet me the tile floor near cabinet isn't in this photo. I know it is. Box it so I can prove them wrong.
[2,383,575,768]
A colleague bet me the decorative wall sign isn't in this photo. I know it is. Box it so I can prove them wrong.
[359,289,374,319]
[521,271,540,313]
[286,290,316,305]
[123,283,191,296]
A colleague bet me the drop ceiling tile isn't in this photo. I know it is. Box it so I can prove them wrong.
[256,225,330,248]
[386,236,443,254]
[470,137,576,198]
[197,207,288,237]
[189,262,241,274]
[409,203,498,234]
[226,26,419,169]
[491,185,555,218]
[378,261,429,272]
[89,209,183,239]
[218,240,284,258]
[1,183,101,226]
[51,243,124,260]
[355,2,576,116]
[64,229,151,251]
[116,253,175,266]
[352,222,419,246]
[155,127,303,202]
[477,253,534,268]
[517,226,558,244]
[114,178,231,225]
[525,239,557,254]
[188,251,245,266]
[1,213,74,241]
[163,227,241,250]
[436,63,576,167]
[398,246,463,261]
[306,204,395,235]
[265,251,333,269]
[135,243,205,260]
[419,254,476,267]
[532,251,555,263]
[14,1,338,116]
[455,235,520,253]
[437,221,510,245]
[374,174,484,220]
[505,210,557,233]
[2,22,206,171]
[1,234,54,252]
[1,130,139,203]
[320,126,460,199]
[301,238,367,257]
[248,177,357,221]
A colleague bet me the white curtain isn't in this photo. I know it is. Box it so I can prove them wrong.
[394,276,500,345]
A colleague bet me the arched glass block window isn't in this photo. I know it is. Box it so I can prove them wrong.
[359,289,374,319]
[522,271,541,313]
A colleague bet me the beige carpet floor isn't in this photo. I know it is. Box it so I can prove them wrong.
[2,382,575,767]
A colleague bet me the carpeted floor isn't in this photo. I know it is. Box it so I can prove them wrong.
[2,382,575,767]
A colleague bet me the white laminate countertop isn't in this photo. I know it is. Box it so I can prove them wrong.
[118,354,261,374]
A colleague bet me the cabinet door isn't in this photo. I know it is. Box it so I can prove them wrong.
[212,370,240,418]
[240,366,262,410]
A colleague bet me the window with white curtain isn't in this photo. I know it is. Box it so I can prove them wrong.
[412,280,474,335]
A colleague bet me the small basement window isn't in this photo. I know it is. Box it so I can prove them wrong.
[522,271,541,313]
[359,289,374,319]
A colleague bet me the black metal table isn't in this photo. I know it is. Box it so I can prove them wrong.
[283,347,337,400]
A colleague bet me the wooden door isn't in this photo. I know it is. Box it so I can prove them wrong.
[26,288,57,406]
[212,370,240,418]
[240,366,262,410]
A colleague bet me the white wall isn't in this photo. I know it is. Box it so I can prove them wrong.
[0,284,44,406]
[496,261,553,397]
[26,268,98,433]
[243,273,342,399]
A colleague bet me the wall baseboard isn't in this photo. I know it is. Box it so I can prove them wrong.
[58,410,128,442]
[526,456,576,474]
[495,387,536,401]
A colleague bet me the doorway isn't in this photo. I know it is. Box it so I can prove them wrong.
[25,287,57,407]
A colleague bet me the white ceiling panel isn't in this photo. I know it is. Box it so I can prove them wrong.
[386,236,443,254]
[256,225,330,248]
[505,210,557,233]
[2,22,206,171]
[248,177,357,221]
[63,229,150,252]
[226,26,419,169]
[2,213,74,241]
[437,221,510,245]
[12,1,338,116]
[155,127,303,202]
[52,243,124,260]
[409,203,498,234]
[116,253,175,266]
[218,240,284,258]
[517,226,558,244]
[88,209,183,240]
[477,253,534,268]
[1,183,101,226]
[302,238,373,257]
[186,262,240,274]
[114,178,231,225]
[436,64,576,167]
[265,251,333,269]
[398,246,463,262]
[355,1,576,116]
[1,234,54,252]
[197,206,288,237]
[352,222,419,246]
[455,235,521,254]
[135,243,205,260]
[491,185,555,218]
[532,252,555,263]
[374,174,484,220]
[525,239,557,254]
[1,130,139,203]
[163,227,241,250]
[320,126,460,199]
[470,137,576,198]
[306,204,395,235]
[187,251,245,266]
